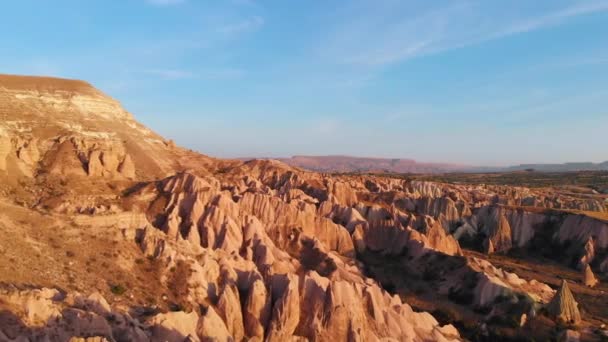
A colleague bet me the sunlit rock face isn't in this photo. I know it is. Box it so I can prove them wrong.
[2,74,608,341]
[124,171,462,341]
[0,74,228,183]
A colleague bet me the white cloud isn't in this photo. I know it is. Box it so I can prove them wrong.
[484,1,608,40]
[499,90,608,124]
[322,1,608,66]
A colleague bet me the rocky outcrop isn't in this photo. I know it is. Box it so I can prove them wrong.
[416,196,464,229]
[85,147,136,179]
[139,172,354,258]
[266,275,300,341]
[0,74,225,183]
[583,265,599,287]
[125,172,462,341]
[293,273,461,341]
[131,169,586,340]
[118,154,136,179]
[243,279,271,339]
[148,311,199,342]
[557,215,608,250]
[578,237,595,270]
[546,280,582,325]
[504,208,546,247]
[217,280,245,341]
[0,288,149,342]
[1,130,145,181]
[446,203,608,270]
[422,217,463,256]
[44,139,88,177]
[197,306,232,341]
[408,181,445,198]
[462,257,554,307]
[478,206,513,253]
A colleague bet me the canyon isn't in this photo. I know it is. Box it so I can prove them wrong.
[1,74,608,341]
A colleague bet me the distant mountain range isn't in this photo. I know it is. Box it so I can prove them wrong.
[273,155,471,174]
[264,155,608,174]
[505,161,608,172]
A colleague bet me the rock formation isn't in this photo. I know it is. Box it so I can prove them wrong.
[1,74,607,341]
[583,264,599,287]
[578,237,596,270]
[546,280,582,325]
[0,74,225,184]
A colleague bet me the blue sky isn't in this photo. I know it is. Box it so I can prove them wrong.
[1,0,607,165]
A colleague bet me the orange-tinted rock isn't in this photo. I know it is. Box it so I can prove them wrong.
[547,280,582,325]
[583,264,599,287]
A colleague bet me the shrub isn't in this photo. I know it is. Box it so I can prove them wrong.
[487,314,521,328]
[448,287,474,305]
[422,267,440,281]
[110,284,127,296]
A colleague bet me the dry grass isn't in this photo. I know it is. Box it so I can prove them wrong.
[0,73,96,94]
[0,199,169,310]
[408,170,608,191]
[498,204,608,222]
[466,250,608,328]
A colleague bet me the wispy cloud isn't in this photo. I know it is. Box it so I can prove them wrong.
[322,1,608,66]
[146,0,185,6]
[499,90,608,125]
[484,1,608,40]
[217,16,264,35]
